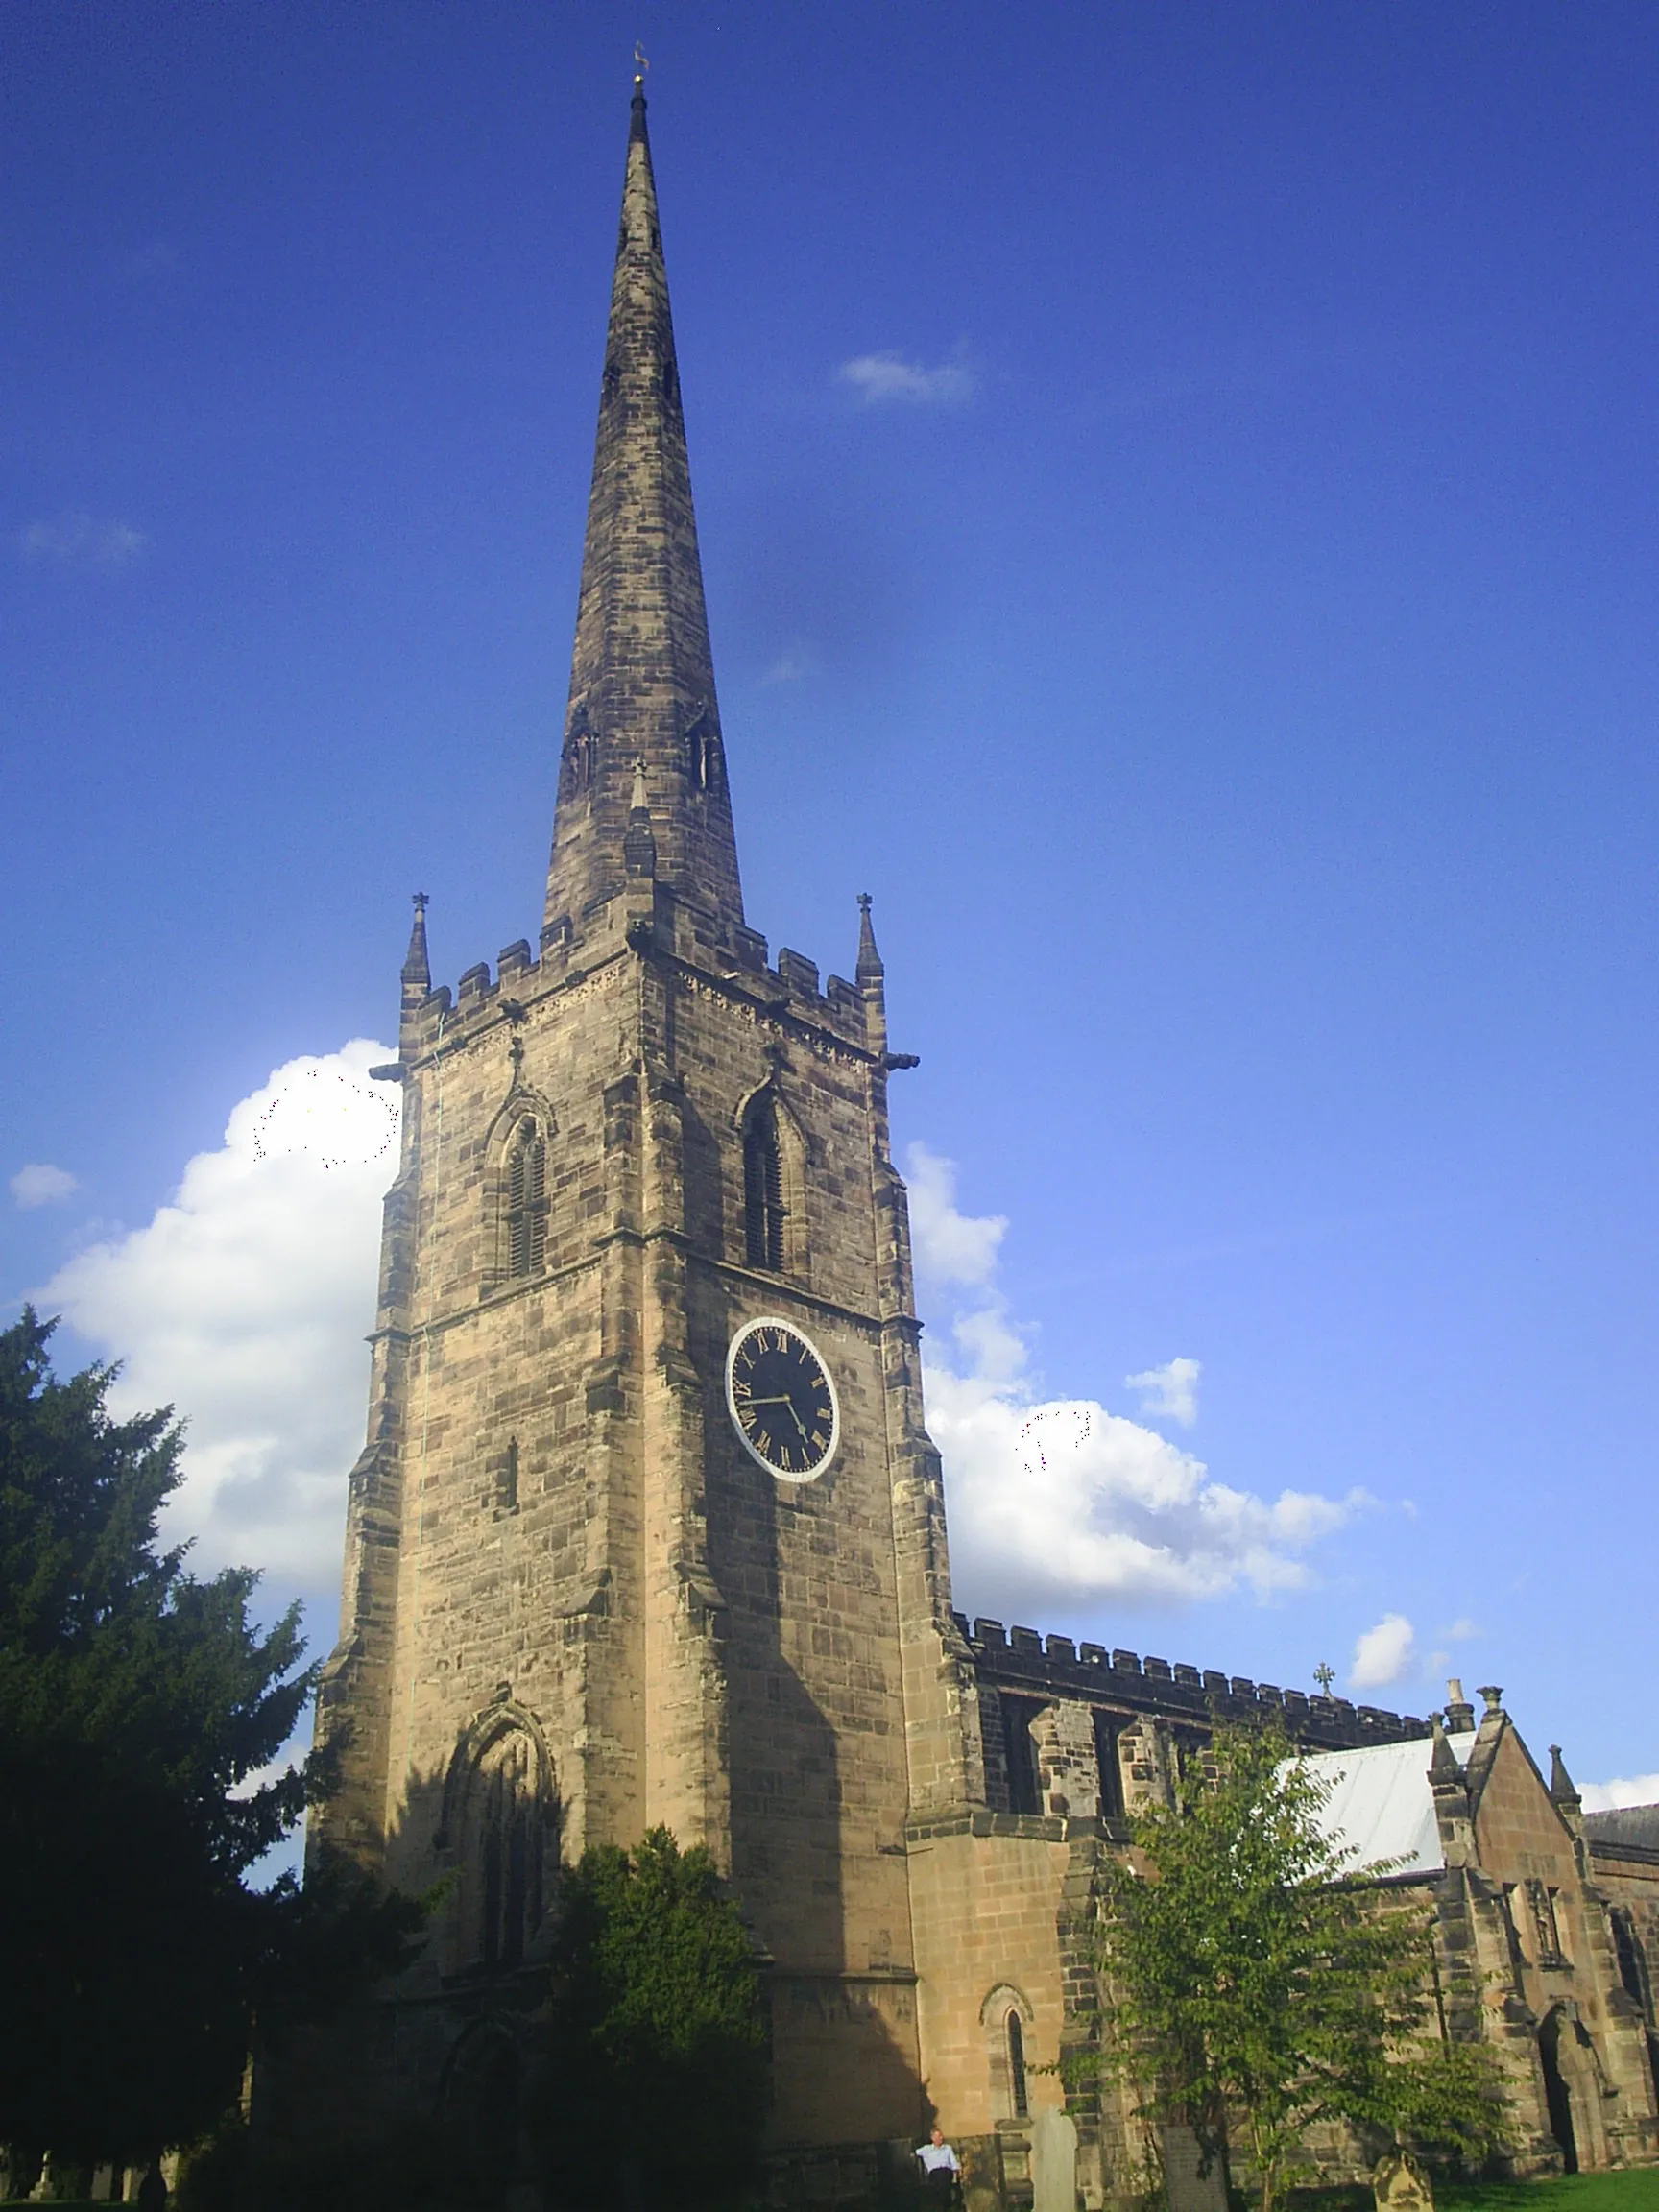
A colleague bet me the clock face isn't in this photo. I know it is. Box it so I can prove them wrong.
[726,1317,839,1482]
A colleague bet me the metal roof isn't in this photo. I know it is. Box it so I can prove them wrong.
[1289,1731,1479,1879]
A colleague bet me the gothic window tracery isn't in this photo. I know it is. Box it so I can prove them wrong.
[463,1727,544,1972]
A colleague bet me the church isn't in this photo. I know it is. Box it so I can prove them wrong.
[303,78,1659,2207]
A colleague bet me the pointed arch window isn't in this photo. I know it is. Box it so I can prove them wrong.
[743,1100,786,1272]
[466,1728,542,1971]
[506,1119,547,1279]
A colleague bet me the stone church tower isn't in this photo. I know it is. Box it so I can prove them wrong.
[310,81,1659,2206]
[315,72,982,2152]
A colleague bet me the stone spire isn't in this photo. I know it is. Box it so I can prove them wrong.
[542,71,743,937]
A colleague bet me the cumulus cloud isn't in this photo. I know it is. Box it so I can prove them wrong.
[908,1147,1359,1621]
[906,1142,1006,1289]
[11,1163,79,1209]
[20,512,148,568]
[1580,1774,1659,1813]
[1126,1356,1201,1429]
[1350,1612,1415,1689]
[839,350,974,406]
[38,1042,399,1593]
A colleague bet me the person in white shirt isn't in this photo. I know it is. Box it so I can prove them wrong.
[915,2126,961,2206]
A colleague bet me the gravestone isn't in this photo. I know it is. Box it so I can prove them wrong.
[1030,2106,1078,2212]
[1161,2127,1228,2212]
[1373,2150,1433,2212]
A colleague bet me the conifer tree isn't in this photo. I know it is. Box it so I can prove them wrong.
[535,1826,768,2209]
[0,1310,420,2171]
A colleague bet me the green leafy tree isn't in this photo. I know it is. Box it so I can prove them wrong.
[1077,1720,1502,2212]
[0,1309,421,2173]
[534,1825,768,2210]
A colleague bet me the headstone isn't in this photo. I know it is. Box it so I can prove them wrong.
[1161,2127,1228,2212]
[1030,2105,1078,2212]
[1373,2150,1434,2212]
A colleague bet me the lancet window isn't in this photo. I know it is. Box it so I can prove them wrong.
[1006,2010,1029,2120]
[743,1099,786,1272]
[505,1119,548,1279]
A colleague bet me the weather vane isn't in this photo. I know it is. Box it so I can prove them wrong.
[633,41,649,84]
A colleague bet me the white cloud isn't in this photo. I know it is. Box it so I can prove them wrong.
[1437,1616,1480,1641]
[906,1149,1359,1620]
[758,646,814,687]
[11,1163,79,1209]
[1350,1612,1415,1690]
[1580,1775,1659,1814]
[906,1142,1006,1289]
[839,350,974,406]
[1126,1355,1201,1429]
[38,1042,398,1593]
[20,512,148,568]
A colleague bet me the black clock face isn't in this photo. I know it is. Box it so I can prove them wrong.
[726,1318,839,1482]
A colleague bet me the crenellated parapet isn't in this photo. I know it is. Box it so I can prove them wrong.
[396,888,882,1075]
[962,1611,1428,1762]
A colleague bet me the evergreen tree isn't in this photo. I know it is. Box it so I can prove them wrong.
[1078,1720,1502,2212]
[535,1826,768,2209]
[0,1310,420,2171]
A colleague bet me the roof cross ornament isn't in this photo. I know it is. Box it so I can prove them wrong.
[1312,1662,1335,1695]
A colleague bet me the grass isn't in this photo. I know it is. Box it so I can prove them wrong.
[1438,2176,1659,2210]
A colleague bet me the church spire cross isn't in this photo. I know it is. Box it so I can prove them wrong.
[542,75,744,938]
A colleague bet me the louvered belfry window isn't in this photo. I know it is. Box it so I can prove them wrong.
[743,1105,785,1271]
[506,1121,547,1279]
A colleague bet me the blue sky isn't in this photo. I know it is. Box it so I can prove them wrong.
[5,3,1658,1794]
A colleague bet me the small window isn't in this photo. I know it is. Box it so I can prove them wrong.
[743,1103,785,1271]
[497,1438,518,1517]
[506,1121,547,1279]
[1001,1695,1044,1815]
[1612,1909,1650,2012]
[1093,1709,1124,1820]
[1006,2009,1029,2120]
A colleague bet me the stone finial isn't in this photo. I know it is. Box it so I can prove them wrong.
[855,891,884,984]
[1430,1713,1462,1782]
[1478,1684,1504,1717]
[1549,1743,1581,1808]
[400,891,431,993]
[1444,1677,1476,1731]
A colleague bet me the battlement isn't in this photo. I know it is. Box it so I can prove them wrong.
[402,892,877,1059]
[959,1613,1427,1752]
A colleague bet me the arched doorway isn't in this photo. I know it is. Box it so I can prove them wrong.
[1539,2007,1578,2173]
[442,2019,520,2201]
